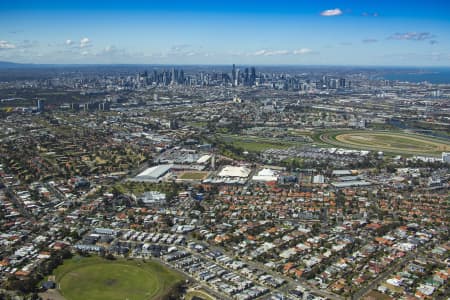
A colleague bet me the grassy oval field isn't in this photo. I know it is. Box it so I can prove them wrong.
[53,256,183,300]
[319,130,450,155]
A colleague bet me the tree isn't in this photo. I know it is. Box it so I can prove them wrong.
[61,248,73,259]
[105,253,115,260]
[162,281,185,300]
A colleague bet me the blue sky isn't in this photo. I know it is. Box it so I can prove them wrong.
[1,0,449,66]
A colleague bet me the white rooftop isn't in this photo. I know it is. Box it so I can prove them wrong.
[252,168,279,182]
[218,165,251,178]
[197,154,211,164]
[136,164,172,180]
[258,168,276,177]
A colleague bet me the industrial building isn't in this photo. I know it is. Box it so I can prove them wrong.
[252,168,279,182]
[133,164,172,182]
[217,166,251,178]
[139,191,166,206]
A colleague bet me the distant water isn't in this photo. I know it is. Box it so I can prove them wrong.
[382,68,450,84]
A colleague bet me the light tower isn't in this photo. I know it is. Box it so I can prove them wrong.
[211,154,216,170]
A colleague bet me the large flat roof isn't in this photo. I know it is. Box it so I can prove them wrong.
[332,180,371,188]
[218,165,251,178]
[136,164,172,179]
[197,154,211,164]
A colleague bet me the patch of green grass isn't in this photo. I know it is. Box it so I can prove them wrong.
[179,172,208,180]
[231,140,289,152]
[217,134,298,152]
[186,290,216,300]
[53,256,183,300]
[364,291,394,300]
[286,129,313,136]
[367,123,399,131]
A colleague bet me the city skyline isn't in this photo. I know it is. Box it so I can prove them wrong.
[1,4,450,299]
[1,0,450,66]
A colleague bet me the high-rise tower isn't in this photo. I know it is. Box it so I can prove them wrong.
[232,64,236,87]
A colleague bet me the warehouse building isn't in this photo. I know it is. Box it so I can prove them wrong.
[133,164,172,182]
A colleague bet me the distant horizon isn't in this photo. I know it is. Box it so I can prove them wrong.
[2,60,450,69]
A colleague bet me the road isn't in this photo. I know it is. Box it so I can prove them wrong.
[44,182,67,202]
[353,239,440,300]
[195,238,344,300]
[155,257,228,300]
[124,235,294,299]
[1,178,35,220]
[114,235,229,299]
[351,252,414,300]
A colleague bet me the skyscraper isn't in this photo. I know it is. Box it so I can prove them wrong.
[244,68,249,86]
[37,99,45,112]
[153,70,158,85]
[250,67,256,86]
[232,64,236,87]
[179,69,184,84]
[171,68,176,85]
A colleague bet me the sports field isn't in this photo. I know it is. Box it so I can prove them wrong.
[53,256,183,300]
[179,171,208,180]
[319,130,450,155]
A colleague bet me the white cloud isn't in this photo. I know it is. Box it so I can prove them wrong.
[170,44,191,52]
[320,8,343,17]
[95,46,149,61]
[293,48,313,55]
[0,40,16,49]
[165,44,209,57]
[362,12,379,17]
[64,38,91,49]
[80,37,91,48]
[388,32,435,41]
[362,38,378,43]
[429,52,450,61]
[252,50,267,56]
[252,49,290,56]
[19,40,39,48]
[250,48,313,56]
[98,45,129,57]
[103,45,114,53]
[168,44,201,56]
[379,52,450,62]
